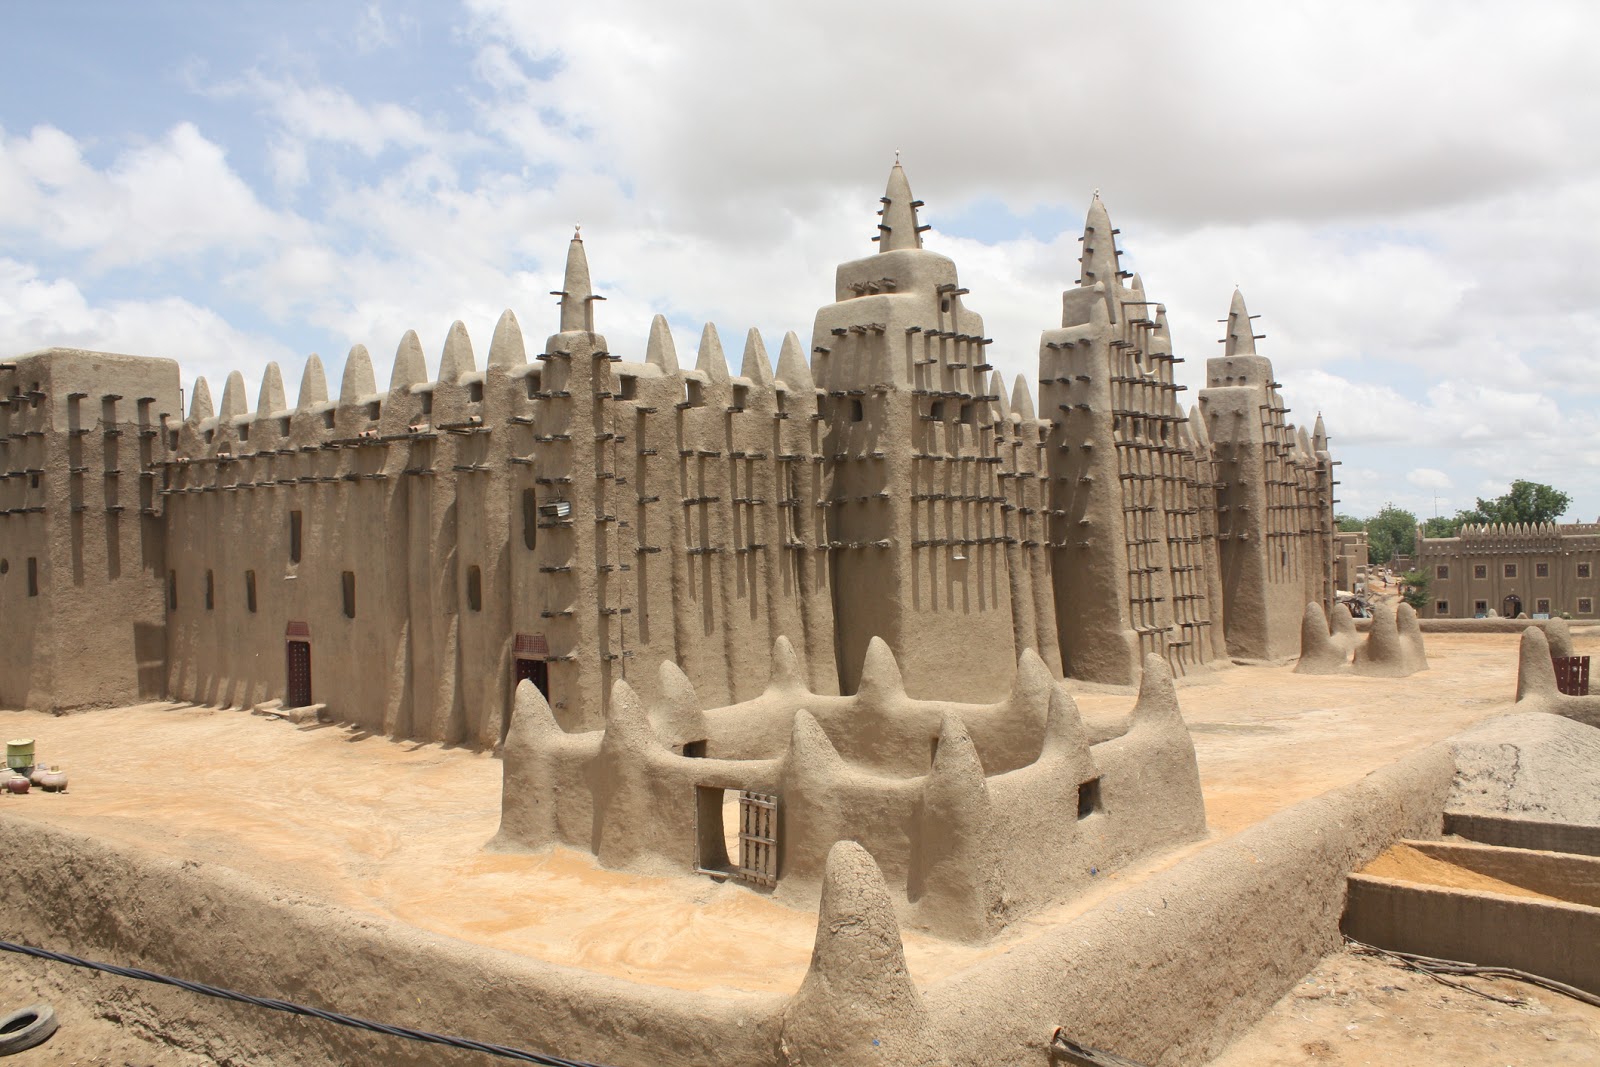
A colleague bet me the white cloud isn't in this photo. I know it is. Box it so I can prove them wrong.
[0,258,297,401]
[1407,468,1453,490]
[0,123,305,270]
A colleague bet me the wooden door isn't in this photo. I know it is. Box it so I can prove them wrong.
[286,640,312,708]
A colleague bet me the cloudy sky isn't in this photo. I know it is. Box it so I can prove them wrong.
[4,1,1598,521]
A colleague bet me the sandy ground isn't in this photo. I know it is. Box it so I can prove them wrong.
[1,623,1597,1062]
[0,959,216,1066]
[1209,945,1600,1066]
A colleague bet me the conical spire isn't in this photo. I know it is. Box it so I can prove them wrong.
[1079,193,1122,291]
[874,160,926,253]
[644,314,680,374]
[256,362,286,417]
[990,371,1011,421]
[296,354,328,411]
[739,328,774,386]
[488,309,527,368]
[775,331,814,392]
[189,376,213,421]
[1313,413,1328,452]
[340,344,376,404]
[1224,289,1256,356]
[389,330,428,391]
[1010,375,1036,420]
[556,227,593,333]
[218,371,248,421]
[437,321,475,383]
[695,323,730,383]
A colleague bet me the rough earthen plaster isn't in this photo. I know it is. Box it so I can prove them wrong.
[495,639,1207,943]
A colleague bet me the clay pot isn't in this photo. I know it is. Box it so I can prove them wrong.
[5,776,29,795]
[28,765,47,788]
[38,767,66,793]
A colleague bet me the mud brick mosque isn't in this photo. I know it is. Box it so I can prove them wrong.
[0,163,1336,742]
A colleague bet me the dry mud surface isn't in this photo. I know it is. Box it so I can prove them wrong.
[0,625,1596,1063]
[1210,945,1600,1066]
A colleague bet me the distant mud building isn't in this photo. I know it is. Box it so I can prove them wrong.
[1417,522,1600,620]
[0,165,1336,739]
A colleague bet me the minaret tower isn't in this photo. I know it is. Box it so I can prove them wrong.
[810,161,1016,701]
[525,229,632,728]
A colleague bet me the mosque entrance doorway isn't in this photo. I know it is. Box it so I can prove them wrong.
[1504,595,1523,618]
[286,640,312,708]
[514,657,549,701]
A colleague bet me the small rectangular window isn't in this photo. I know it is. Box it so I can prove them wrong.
[1435,565,1449,579]
[684,380,704,408]
[366,401,381,421]
[1504,563,1517,578]
[341,571,356,619]
[1435,600,1449,615]
[420,392,433,416]
[322,410,336,429]
[1536,598,1550,614]
[850,398,863,422]
[1473,564,1487,579]
[26,557,38,597]
[1581,598,1594,614]
[238,423,250,443]
[1474,599,1488,615]
[1580,562,1592,579]
[929,400,944,420]
[168,570,178,611]
[525,374,541,401]
[245,570,257,613]
[617,375,637,401]
[290,511,303,563]
[205,570,215,610]
[1536,562,1549,578]
[960,402,975,426]
[467,565,483,611]
[468,381,484,403]
[522,489,538,550]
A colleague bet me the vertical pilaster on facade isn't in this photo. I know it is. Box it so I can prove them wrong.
[1198,290,1333,660]
[1044,196,1220,684]
[813,161,1016,702]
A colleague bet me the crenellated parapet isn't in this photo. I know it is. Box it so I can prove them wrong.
[493,634,1207,944]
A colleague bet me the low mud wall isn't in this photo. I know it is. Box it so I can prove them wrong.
[1355,617,1557,634]
[0,816,782,1067]
[0,744,1458,1067]
[922,744,1456,1066]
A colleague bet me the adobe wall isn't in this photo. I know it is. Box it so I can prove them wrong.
[158,236,838,741]
[0,350,178,711]
[495,640,1207,944]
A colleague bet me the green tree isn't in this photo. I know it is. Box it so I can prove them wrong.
[1365,503,1418,564]
[1336,514,1365,532]
[1400,569,1431,611]
[1421,514,1460,539]
[1466,480,1572,526]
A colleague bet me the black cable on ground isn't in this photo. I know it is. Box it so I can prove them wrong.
[1344,936,1600,1009]
[0,938,616,1066]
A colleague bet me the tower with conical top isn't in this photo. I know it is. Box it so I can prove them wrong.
[524,228,635,726]
[811,160,1018,701]
[1040,194,1224,684]
[1197,289,1334,659]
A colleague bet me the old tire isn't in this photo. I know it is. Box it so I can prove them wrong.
[0,1003,58,1055]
